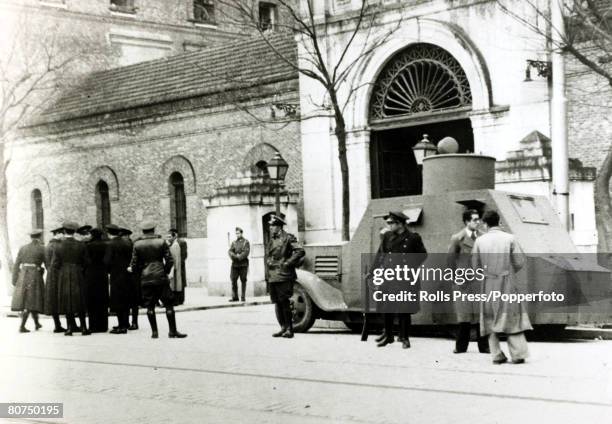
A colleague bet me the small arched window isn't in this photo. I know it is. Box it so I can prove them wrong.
[96,180,111,228]
[31,189,44,230]
[169,172,187,237]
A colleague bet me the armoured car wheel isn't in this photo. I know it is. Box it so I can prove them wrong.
[275,283,316,333]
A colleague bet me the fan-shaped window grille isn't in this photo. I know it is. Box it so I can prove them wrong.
[370,44,472,121]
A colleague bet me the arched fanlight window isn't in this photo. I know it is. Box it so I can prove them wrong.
[169,172,187,237]
[96,180,111,228]
[370,43,472,121]
[31,189,44,230]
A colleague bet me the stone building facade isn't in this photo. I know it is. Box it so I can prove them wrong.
[7,34,301,295]
[297,0,606,252]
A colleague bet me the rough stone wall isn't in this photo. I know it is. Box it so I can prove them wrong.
[7,92,302,255]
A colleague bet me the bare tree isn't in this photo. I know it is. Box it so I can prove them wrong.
[218,0,402,241]
[497,0,612,258]
[0,12,114,290]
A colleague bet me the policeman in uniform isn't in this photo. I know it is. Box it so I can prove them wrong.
[44,226,66,333]
[129,221,186,339]
[265,216,305,339]
[374,211,427,349]
[228,227,250,302]
[105,224,133,334]
[12,229,46,332]
[52,221,91,336]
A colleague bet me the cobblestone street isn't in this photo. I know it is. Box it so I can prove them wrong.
[1,305,611,423]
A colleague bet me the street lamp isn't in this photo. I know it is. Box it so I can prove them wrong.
[267,152,289,216]
[412,134,437,165]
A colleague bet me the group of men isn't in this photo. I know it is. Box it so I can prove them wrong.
[370,208,531,364]
[11,221,188,339]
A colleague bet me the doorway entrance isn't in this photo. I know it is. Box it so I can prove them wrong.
[370,118,473,198]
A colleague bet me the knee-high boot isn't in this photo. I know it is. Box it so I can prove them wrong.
[130,307,139,330]
[282,299,294,338]
[19,311,30,333]
[273,302,285,337]
[166,308,187,338]
[147,309,158,339]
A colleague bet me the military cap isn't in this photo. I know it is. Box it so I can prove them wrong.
[77,225,92,235]
[62,221,79,231]
[140,221,156,231]
[50,226,64,234]
[106,224,120,234]
[30,229,43,237]
[383,211,408,223]
[120,227,133,236]
[268,215,286,226]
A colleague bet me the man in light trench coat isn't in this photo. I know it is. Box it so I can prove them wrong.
[472,210,532,364]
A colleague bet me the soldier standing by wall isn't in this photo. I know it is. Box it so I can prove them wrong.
[228,227,250,302]
[266,216,305,339]
[11,229,46,333]
[165,229,184,305]
[447,209,489,354]
[53,222,91,336]
[44,226,66,333]
[129,222,186,339]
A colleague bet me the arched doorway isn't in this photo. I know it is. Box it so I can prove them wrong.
[369,43,474,198]
[95,180,111,228]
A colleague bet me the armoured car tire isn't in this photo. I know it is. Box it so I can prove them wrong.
[275,283,316,333]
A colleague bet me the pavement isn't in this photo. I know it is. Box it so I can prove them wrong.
[0,304,611,424]
[1,287,271,317]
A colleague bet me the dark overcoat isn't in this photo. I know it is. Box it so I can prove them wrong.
[105,236,135,311]
[11,240,46,312]
[129,234,173,286]
[43,239,61,315]
[371,228,427,313]
[265,230,305,283]
[53,237,90,314]
[85,239,109,331]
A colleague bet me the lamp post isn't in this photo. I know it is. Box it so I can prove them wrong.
[267,152,289,216]
[412,134,437,194]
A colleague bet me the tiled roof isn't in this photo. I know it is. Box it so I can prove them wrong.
[33,33,297,125]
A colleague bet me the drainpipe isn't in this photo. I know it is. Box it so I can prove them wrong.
[551,0,570,231]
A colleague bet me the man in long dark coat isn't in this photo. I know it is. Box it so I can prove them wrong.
[44,226,66,333]
[265,215,305,339]
[105,224,133,334]
[374,211,427,349]
[129,221,186,339]
[53,221,91,336]
[12,229,46,332]
[85,228,109,333]
[228,227,250,302]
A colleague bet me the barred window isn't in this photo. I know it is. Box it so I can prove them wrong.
[96,180,112,228]
[169,172,187,237]
[259,2,277,31]
[31,189,44,231]
[194,0,215,23]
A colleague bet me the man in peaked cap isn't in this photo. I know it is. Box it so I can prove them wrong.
[12,229,46,332]
[265,215,305,339]
[129,221,186,338]
[44,226,67,333]
[119,226,140,329]
[76,225,92,243]
[53,221,91,335]
[372,211,427,349]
